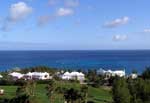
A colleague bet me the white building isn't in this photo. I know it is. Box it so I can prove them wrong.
[9,72,24,80]
[24,72,51,80]
[61,71,85,81]
[9,72,51,80]
[0,74,3,78]
[130,73,138,79]
[97,68,125,77]
[0,89,4,95]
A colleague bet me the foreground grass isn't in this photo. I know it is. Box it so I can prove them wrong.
[0,82,112,103]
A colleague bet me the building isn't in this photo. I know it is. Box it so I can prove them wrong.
[61,71,85,81]
[0,74,3,78]
[130,73,138,79]
[0,89,4,95]
[24,72,51,80]
[9,72,24,80]
[97,68,125,77]
[9,72,51,80]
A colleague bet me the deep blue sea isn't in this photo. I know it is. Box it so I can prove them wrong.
[0,50,150,73]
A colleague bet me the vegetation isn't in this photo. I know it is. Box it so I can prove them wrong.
[1,66,149,103]
[0,83,112,103]
[112,68,150,103]
[112,77,131,103]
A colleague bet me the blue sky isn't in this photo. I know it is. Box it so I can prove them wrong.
[0,0,150,50]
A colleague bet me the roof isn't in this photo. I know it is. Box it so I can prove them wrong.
[0,75,3,78]
[25,72,49,76]
[63,71,84,76]
[9,72,24,78]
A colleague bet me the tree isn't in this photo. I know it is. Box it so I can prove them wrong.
[80,85,88,103]
[132,69,138,74]
[64,88,82,103]
[55,87,67,103]
[136,78,150,103]
[46,80,55,103]
[112,77,131,103]
[16,86,26,97]
[142,67,150,79]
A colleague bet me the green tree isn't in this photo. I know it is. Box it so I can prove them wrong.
[46,80,55,103]
[80,85,88,103]
[136,78,150,103]
[64,88,82,103]
[142,67,150,79]
[112,77,131,103]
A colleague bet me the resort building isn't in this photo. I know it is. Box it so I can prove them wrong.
[97,68,125,77]
[9,72,24,80]
[61,71,85,81]
[0,89,4,95]
[24,72,51,80]
[0,74,3,78]
[9,72,51,80]
[130,73,138,79]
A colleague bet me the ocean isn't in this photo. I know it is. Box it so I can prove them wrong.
[0,50,150,73]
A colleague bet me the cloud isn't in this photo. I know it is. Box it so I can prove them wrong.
[37,8,74,26]
[48,0,59,6]
[1,2,32,31]
[113,35,127,41]
[144,29,150,33]
[56,8,74,16]
[37,15,56,26]
[104,16,129,28]
[9,2,32,22]
[64,0,79,7]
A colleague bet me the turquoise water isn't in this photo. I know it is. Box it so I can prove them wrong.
[0,50,149,73]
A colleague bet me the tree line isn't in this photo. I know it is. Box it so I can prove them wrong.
[112,68,150,103]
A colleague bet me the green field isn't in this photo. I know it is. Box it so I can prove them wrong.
[0,82,112,103]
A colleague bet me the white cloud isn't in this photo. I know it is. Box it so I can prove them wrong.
[37,8,74,27]
[9,2,32,22]
[56,8,74,16]
[144,29,150,33]
[1,2,33,31]
[104,16,129,28]
[38,15,55,26]
[48,0,59,6]
[64,0,79,7]
[113,35,127,41]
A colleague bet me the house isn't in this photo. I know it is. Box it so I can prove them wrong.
[61,72,72,80]
[61,71,85,81]
[9,72,51,80]
[97,68,125,77]
[24,72,51,80]
[0,74,3,78]
[130,73,138,79]
[9,72,24,80]
[0,89,4,95]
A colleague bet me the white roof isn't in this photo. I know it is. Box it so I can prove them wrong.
[0,75,3,78]
[64,71,84,76]
[25,72,33,76]
[64,72,70,75]
[70,72,79,75]
[113,70,125,74]
[78,72,84,76]
[9,72,24,78]
[25,72,49,76]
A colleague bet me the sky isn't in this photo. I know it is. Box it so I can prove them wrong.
[0,0,150,50]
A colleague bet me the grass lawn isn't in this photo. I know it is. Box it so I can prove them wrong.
[0,82,112,103]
